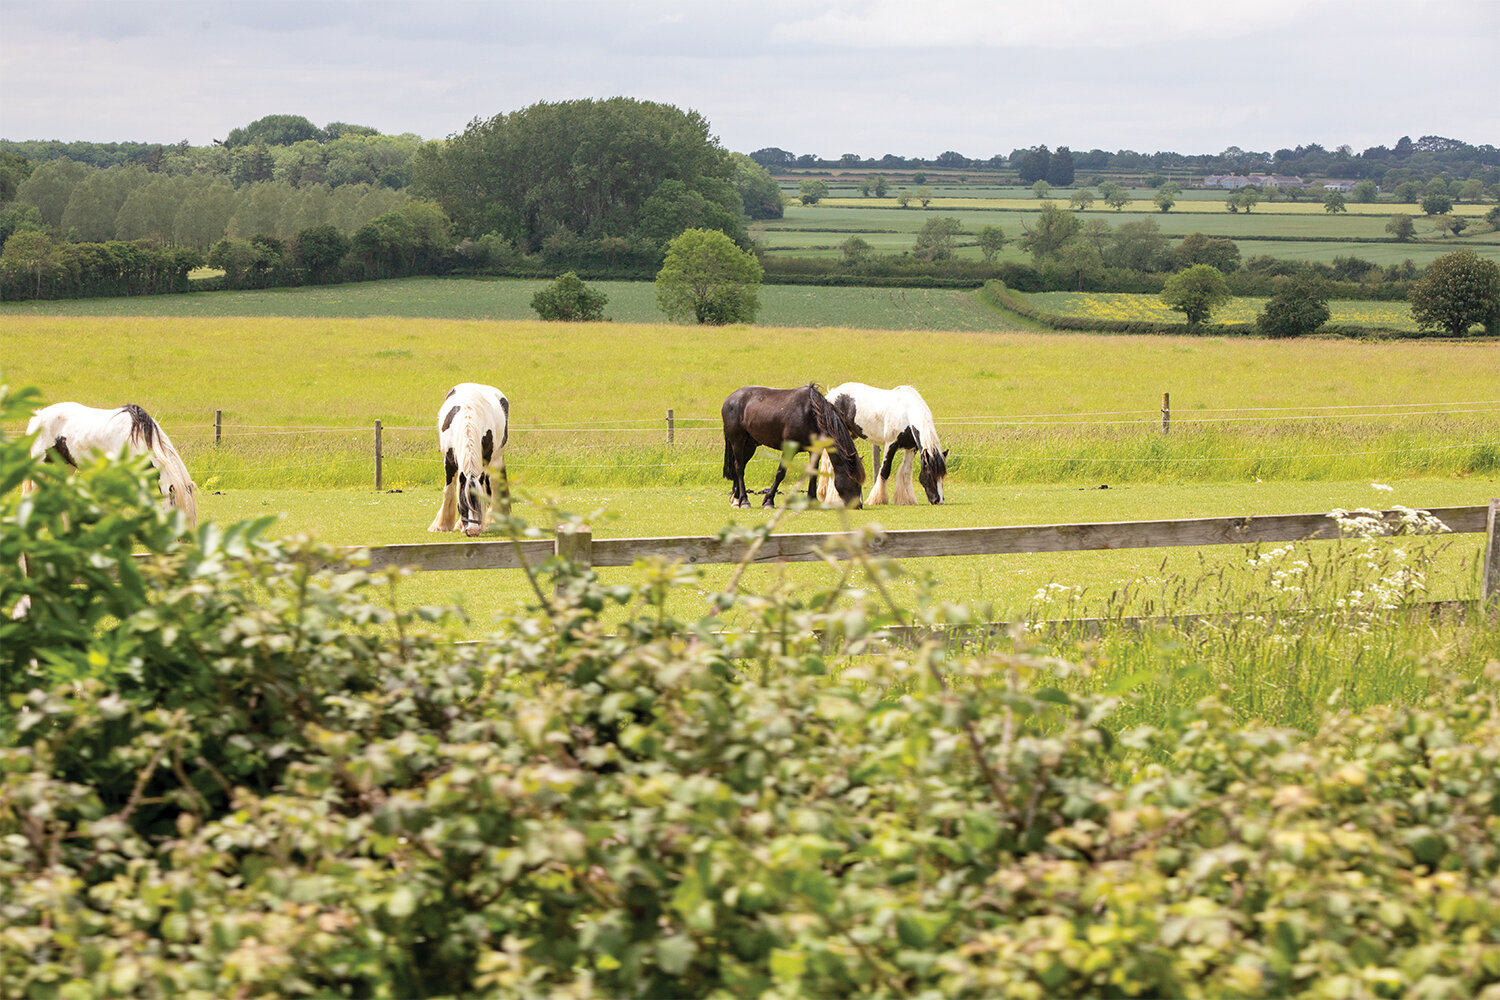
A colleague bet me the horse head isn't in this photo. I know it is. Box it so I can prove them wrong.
[456,469,494,537]
[810,387,865,508]
[917,447,949,505]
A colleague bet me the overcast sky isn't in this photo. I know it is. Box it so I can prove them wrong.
[2,0,1496,160]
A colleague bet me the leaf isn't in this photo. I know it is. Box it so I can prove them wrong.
[655,934,696,975]
[386,886,417,918]
[895,911,948,948]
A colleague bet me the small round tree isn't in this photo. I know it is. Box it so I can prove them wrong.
[1408,250,1500,337]
[1257,275,1331,339]
[1160,264,1231,326]
[530,271,608,321]
[655,228,763,326]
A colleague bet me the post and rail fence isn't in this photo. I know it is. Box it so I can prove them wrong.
[348,500,1500,615]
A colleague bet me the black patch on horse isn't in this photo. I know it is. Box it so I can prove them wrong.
[829,393,864,438]
[442,405,460,432]
[444,447,458,484]
[891,426,920,452]
[121,403,157,451]
[481,429,494,465]
[500,397,510,448]
[49,435,77,467]
[445,387,457,400]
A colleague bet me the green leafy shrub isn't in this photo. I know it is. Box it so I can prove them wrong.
[3,381,1499,998]
[1258,275,1332,338]
[529,270,608,321]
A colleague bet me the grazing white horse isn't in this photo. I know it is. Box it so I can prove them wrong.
[817,382,948,505]
[26,401,198,527]
[428,383,510,537]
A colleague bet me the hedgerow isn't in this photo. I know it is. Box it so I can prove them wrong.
[2,380,1499,998]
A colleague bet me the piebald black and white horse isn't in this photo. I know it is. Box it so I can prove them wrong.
[428,383,510,537]
[817,382,948,505]
[721,384,866,509]
[25,401,198,526]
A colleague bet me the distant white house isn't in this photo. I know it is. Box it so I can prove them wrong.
[1203,173,1307,189]
[1322,181,1354,191]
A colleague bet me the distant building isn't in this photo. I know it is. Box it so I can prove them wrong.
[1203,173,1307,189]
[1322,181,1354,191]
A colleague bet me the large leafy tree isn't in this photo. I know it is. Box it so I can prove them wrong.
[224,114,324,147]
[1257,275,1331,338]
[1161,264,1232,325]
[911,216,962,261]
[730,153,783,220]
[1408,250,1500,336]
[655,228,763,325]
[413,98,743,252]
[1017,202,1079,263]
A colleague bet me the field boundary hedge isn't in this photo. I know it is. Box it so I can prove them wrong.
[979,280,1442,339]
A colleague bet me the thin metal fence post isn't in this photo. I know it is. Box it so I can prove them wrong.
[375,420,383,491]
[214,410,222,446]
[667,408,675,445]
[1162,392,1170,435]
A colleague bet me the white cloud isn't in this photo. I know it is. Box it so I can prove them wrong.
[770,0,1342,49]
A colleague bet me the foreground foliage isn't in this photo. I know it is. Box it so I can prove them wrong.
[2,383,1499,998]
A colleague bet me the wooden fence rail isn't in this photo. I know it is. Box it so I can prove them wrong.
[356,501,1500,608]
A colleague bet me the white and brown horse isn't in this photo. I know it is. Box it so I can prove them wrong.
[428,383,510,536]
[818,382,947,505]
[26,401,198,526]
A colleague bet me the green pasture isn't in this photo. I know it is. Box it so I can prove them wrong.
[3,306,1497,665]
[0,277,1023,331]
[764,201,1500,265]
[1023,291,1421,330]
[817,196,1494,217]
[4,314,1497,500]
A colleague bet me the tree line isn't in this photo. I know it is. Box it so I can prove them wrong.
[750,135,1500,188]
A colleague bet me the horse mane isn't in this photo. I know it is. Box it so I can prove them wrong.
[120,403,157,451]
[122,403,196,527]
[808,386,866,485]
[897,386,946,477]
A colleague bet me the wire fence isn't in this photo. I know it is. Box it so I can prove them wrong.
[150,397,1500,486]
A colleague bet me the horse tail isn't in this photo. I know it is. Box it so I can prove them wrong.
[134,408,197,528]
[811,389,865,485]
[815,450,836,503]
[722,435,738,482]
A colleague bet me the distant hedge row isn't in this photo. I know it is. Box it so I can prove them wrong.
[978,281,1418,338]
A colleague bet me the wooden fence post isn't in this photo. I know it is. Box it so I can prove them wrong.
[667,408,675,445]
[1483,498,1500,614]
[374,420,383,491]
[214,410,222,446]
[1161,392,1170,435]
[555,524,593,580]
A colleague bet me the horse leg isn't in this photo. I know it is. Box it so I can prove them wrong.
[428,448,460,532]
[868,443,895,505]
[764,462,788,508]
[893,450,918,505]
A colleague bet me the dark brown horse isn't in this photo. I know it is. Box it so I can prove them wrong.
[721,384,866,509]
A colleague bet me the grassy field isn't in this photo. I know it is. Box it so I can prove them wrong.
[4,314,1496,491]
[4,304,1497,709]
[0,277,1025,331]
[1024,291,1421,329]
[761,195,1500,266]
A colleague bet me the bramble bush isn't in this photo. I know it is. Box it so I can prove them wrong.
[2,380,1499,998]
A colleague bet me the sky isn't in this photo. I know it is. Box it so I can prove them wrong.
[2,0,1497,160]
